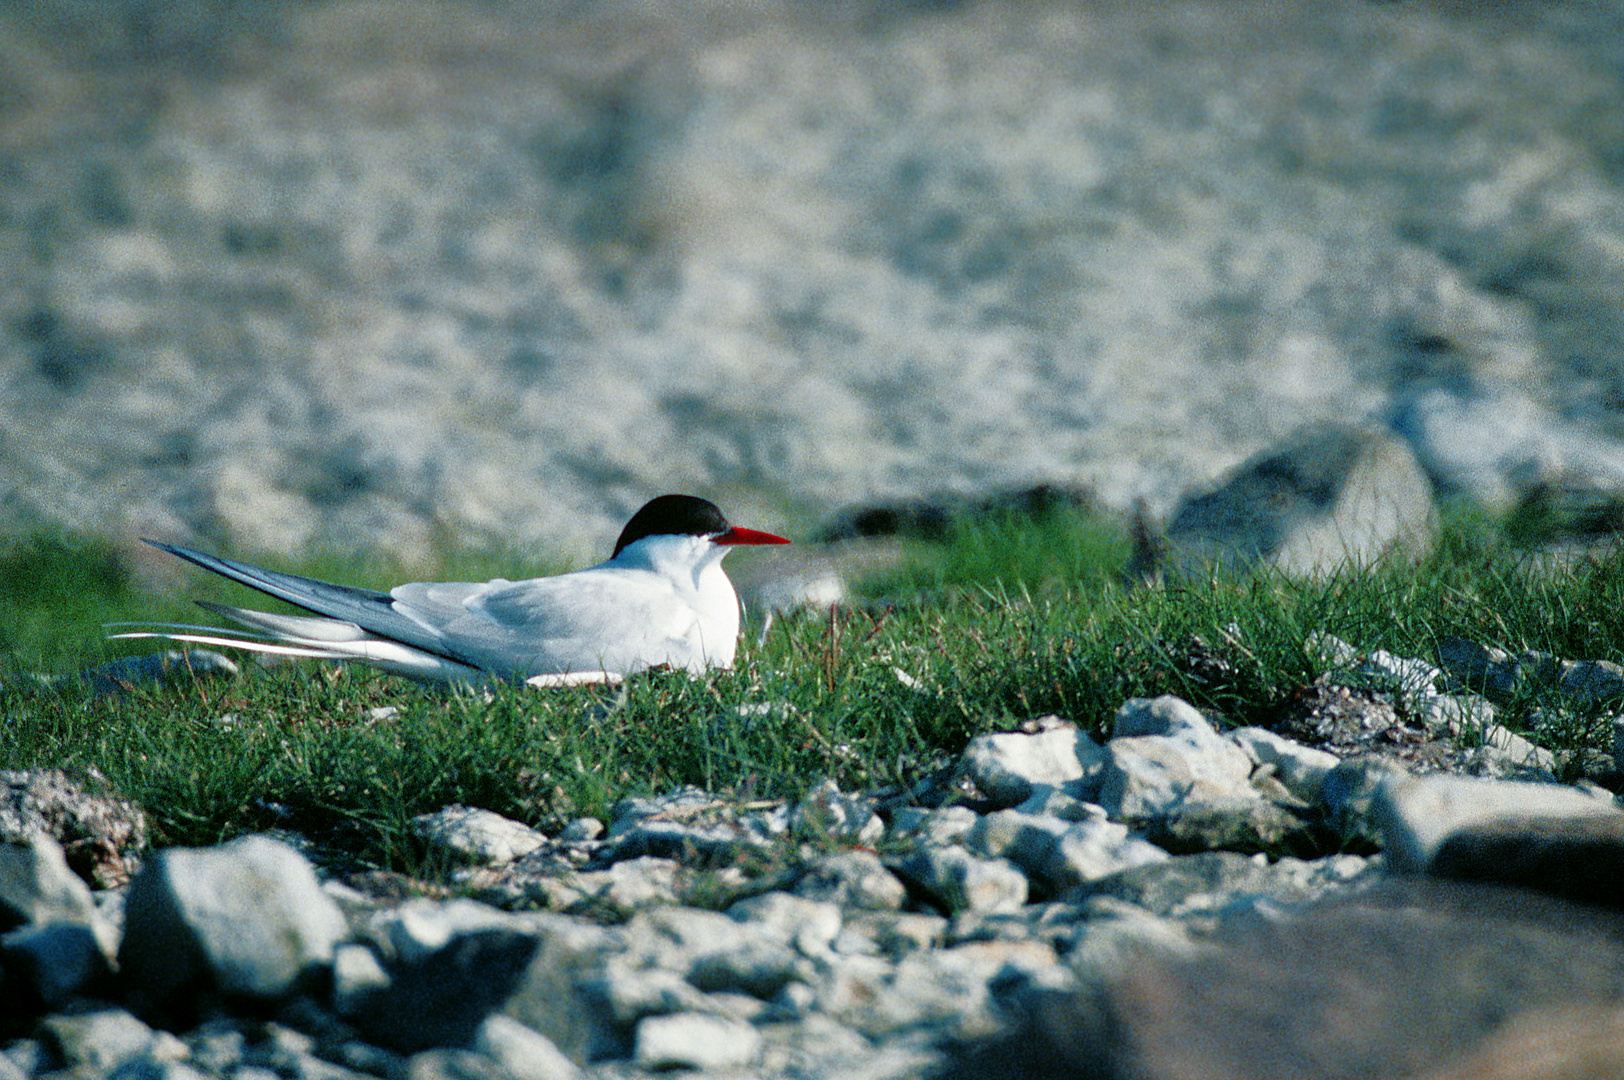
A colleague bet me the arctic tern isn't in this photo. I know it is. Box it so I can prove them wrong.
[113,495,790,686]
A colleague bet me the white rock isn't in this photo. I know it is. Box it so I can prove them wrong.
[411,806,546,866]
[39,1010,162,1073]
[792,779,884,845]
[1480,725,1558,773]
[1164,422,1437,577]
[379,898,525,964]
[1306,632,1360,667]
[899,846,1028,914]
[632,1013,761,1071]
[1013,788,1106,821]
[729,891,843,956]
[0,834,116,956]
[1112,696,1221,743]
[1559,659,1624,705]
[917,806,980,847]
[119,835,348,1004]
[1229,727,1341,800]
[1,922,110,1007]
[1098,701,1258,823]
[794,849,908,911]
[960,721,1106,806]
[1044,818,1170,890]
[1373,774,1624,871]
[821,939,1060,1039]
[1066,898,1199,982]
[474,1016,580,1080]
[1357,648,1441,703]
[622,905,807,999]
[331,943,391,1016]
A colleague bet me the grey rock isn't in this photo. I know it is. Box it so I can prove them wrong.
[1355,648,1442,704]
[964,808,1071,863]
[376,898,522,964]
[1437,637,1520,696]
[0,833,109,942]
[355,901,542,1052]
[960,721,1106,806]
[1428,814,1624,911]
[1319,755,1410,845]
[1097,714,1259,825]
[1373,773,1624,873]
[952,877,1624,1080]
[1559,658,1624,706]
[598,958,715,1027]
[1164,422,1437,578]
[499,915,628,1064]
[1415,692,1496,736]
[622,904,807,999]
[1012,787,1101,821]
[1078,850,1301,919]
[472,1016,579,1080]
[411,806,546,866]
[108,1063,212,1080]
[632,1012,762,1071]
[404,1048,505,1080]
[835,911,948,961]
[1476,724,1558,774]
[1139,797,1314,857]
[40,1010,163,1073]
[966,809,1166,892]
[330,943,391,1017]
[606,789,781,863]
[81,650,238,695]
[1112,694,1220,739]
[1064,897,1200,983]
[728,891,843,956]
[755,1013,882,1078]
[119,834,349,1011]
[896,846,1028,915]
[792,779,883,845]
[1229,727,1340,801]
[913,806,980,848]
[0,769,146,889]
[1043,820,1170,891]
[9,0,1624,561]
[1,921,112,1007]
[521,855,685,914]
[185,1024,248,1074]
[556,818,604,843]
[1305,632,1361,668]
[795,848,908,911]
[1404,390,1624,515]
[820,939,1062,1040]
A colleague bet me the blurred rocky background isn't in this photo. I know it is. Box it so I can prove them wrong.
[4,0,1624,564]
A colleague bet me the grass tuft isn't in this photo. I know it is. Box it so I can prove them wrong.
[3,504,1622,873]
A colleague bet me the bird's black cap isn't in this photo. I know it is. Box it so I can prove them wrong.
[612,495,731,557]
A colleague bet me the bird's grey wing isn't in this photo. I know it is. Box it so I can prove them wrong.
[148,540,486,669]
[394,570,698,676]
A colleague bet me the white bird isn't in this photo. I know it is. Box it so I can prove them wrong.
[112,495,790,687]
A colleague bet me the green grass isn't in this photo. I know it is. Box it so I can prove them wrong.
[3,505,1622,877]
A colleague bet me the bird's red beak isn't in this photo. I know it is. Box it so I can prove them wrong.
[715,527,791,546]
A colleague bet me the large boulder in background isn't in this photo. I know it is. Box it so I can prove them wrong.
[2,0,1623,560]
[1163,423,1437,577]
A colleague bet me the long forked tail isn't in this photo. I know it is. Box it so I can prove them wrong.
[139,540,493,671]
[108,604,623,687]
[107,601,479,678]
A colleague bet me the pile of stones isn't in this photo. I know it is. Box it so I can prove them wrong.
[5,635,1624,1080]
